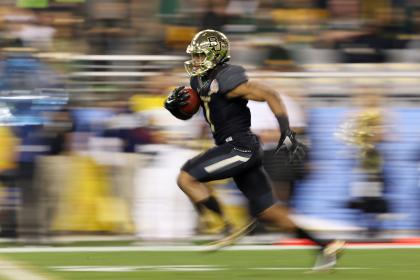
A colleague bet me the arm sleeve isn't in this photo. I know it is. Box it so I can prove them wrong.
[216,65,248,95]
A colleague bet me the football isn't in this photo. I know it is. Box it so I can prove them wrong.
[179,87,200,115]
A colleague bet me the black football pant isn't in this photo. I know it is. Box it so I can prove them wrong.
[182,133,275,216]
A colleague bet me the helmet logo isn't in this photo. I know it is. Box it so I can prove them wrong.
[208,36,221,51]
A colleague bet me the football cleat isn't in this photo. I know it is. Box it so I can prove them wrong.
[312,240,346,271]
[204,219,257,252]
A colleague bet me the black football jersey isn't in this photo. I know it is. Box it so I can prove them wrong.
[190,63,251,145]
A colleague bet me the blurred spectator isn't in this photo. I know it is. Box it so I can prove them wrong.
[15,122,65,239]
[332,24,387,63]
[340,87,390,237]
[201,0,228,31]
[0,44,65,240]
[225,0,259,16]
[0,43,61,92]
[84,0,133,54]
[0,125,19,237]
[101,100,150,153]
[10,13,56,52]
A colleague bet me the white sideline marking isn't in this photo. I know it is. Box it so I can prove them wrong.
[0,244,420,253]
[252,267,372,271]
[51,265,225,272]
[50,265,372,272]
[0,258,52,280]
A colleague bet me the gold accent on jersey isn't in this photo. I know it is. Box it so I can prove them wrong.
[200,96,211,102]
[203,101,215,132]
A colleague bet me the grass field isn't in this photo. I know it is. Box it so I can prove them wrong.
[1,246,420,280]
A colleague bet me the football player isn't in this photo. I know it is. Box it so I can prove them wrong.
[164,29,344,270]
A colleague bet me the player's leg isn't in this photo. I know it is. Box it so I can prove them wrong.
[177,170,226,222]
[258,202,345,268]
[234,167,345,270]
[177,171,211,203]
[234,167,307,236]
[177,142,259,233]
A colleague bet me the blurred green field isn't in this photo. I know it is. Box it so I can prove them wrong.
[1,248,420,280]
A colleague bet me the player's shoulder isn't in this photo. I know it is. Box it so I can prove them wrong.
[215,63,248,94]
[216,64,247,79]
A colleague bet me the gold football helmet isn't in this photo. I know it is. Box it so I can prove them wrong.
[185,29,230,76]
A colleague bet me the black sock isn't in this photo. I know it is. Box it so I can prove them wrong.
[194,196,224,217]
[296,227,326,248]
[193,202,206,214]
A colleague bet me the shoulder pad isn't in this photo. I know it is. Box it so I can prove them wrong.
[215,64,248,94]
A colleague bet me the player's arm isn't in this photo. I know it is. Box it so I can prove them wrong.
[227,81,293,150]
[164,86,193,120]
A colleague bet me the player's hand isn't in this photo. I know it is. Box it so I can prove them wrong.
[288,142,307,164]
[275,128,296,153]
[275,129,307,164]
[165,86,190,110]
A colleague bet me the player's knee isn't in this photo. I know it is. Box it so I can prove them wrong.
[258,204,296,232]
[176,171,196,190]
[176,172,186,189]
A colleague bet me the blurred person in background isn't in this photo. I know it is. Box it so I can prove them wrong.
[9,12,56,52]
[0,34,66,240]
[315,0,403,63]
[0,124,19,237]
[83,0,132,55]
[201,0,228,31]
[338,87,389,238]
[164,29,344,271]
[15,109,73,240]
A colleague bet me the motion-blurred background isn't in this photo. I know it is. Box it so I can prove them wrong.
[0,0,419,244]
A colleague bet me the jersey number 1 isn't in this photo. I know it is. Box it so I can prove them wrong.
[203,101,215,132]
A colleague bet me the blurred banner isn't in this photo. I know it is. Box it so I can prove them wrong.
[17,0,48,8]
[56,0,85,3]
[50,155,134,233]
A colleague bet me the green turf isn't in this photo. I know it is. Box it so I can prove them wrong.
[2,249,420,280]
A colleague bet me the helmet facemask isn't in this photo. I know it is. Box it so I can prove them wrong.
[185,46,216,77]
